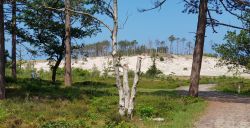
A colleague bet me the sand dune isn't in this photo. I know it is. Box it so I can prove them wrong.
[31,55,250,78]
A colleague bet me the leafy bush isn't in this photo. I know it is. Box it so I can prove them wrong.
[145,59,162,78]
[73,68,91,78]
[138,106,154,118]
[56,68,64,77]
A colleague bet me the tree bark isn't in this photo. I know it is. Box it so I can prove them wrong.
[64,0,72,86]
[121,57,142,118]
[189,0,208,97]
[12,0,17,79]
[0,0,5,99]
[128,57,142,118]
[52,55,63,83]
[123,64,130,111]
[111,0,125,116]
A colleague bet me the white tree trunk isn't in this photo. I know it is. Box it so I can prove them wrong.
[123,64,130,111]
[111,0,126,116]
[128,57,142,118]
[109,0,142,117]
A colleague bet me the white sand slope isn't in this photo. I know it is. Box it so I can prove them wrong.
[31,55,250,78]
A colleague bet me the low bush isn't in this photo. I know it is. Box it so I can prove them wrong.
[138,106,154,119]
[145,59,162,78]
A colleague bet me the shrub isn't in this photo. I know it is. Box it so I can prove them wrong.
[159,57,164,61]
[56,68,64,77]
[73,68,91,78]
[138,106,154,119]
[145,58,162,78]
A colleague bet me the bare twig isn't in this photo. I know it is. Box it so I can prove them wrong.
[207,9,217,33]
[43,5,112,32]
[138,0,167,12]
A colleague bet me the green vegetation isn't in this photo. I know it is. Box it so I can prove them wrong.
[213,30,250,74]
[0,68,206,128]
[145,58,163,78]
[200,76,250,96]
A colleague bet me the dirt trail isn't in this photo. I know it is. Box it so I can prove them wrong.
[176,84,250,128]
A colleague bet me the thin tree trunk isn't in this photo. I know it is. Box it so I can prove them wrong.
[52,55,63,83]
[128,57,142,118]
[12,0,17,79]
[64,0,72,86]
[123,64,130,110]
[0,0,5,99]
[170,42,172,54]
[111,0,125,116]
[189,0,208,97]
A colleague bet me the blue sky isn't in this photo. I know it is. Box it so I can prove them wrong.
[82,0,241,53]
[5,0,242,60]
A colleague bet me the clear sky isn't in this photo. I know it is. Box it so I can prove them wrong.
[5,0,242,60]
[82,0,241,53]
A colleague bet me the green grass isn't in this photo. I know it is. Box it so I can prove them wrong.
[0,68,206,128]
[200,76,250,96]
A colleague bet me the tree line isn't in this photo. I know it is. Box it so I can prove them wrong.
[75,36,195,58]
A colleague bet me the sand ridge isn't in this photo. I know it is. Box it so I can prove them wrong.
[30,55,250,78]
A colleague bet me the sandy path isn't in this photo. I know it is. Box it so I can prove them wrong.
[177,84,250,128]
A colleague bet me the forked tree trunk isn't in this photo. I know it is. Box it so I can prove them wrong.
[12,0,17,79]
[0,0,5,99]
[64,0,72,86]
[189,0,208,97]
[122,57,142,118]
[127,57,142,118]
[110,0,142,117]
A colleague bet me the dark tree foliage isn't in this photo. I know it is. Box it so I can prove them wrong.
[213,30,250,73]
[6,0,103,82]
[146,57,162,78]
